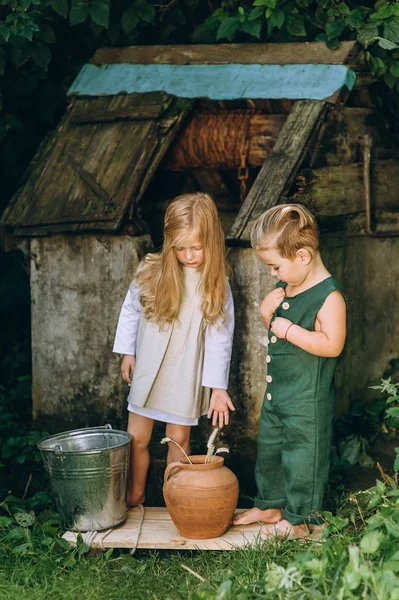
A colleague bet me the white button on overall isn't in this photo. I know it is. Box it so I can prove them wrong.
[266,355,271,363]
[282,302,290,310]
[266,375,272,383]
[271,336,277,343]
[267,393,272,401]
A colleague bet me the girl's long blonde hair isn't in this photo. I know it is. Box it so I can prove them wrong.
[136,193,227,326]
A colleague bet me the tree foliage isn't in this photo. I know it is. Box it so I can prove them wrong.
[1,0,399,211]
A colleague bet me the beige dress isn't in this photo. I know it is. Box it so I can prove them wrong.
[127,267,210,425]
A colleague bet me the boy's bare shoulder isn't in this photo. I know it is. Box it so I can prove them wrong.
[319,289,346,315]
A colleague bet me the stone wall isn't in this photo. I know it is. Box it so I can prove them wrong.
[30,231,399,442]
[322,235,399,414]
[30,233,152,430]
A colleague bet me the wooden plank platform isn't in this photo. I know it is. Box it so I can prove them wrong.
[62,507,325,551]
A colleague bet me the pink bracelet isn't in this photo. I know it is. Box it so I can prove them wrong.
[284,323,294,341]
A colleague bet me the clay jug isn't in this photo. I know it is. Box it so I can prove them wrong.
[163,455,239,539]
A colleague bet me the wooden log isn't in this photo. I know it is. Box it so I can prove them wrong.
[168,112,287,170]
[130,107,193,208]
[71,105,163,123]
[293,160,399,217]
[91,42,359,67]
[227,100,327,245]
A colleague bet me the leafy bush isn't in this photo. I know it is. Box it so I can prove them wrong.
[1,1,399,218]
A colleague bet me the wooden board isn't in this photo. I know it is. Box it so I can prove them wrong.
[91,42,359,67]
[68,63,355,102]
[62,507,324,551]
[2,93,190,234]
[227,100,328,245]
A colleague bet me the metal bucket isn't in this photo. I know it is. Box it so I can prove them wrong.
[38,425,131,532]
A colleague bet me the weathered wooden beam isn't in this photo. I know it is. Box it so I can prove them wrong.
[293,159,399,216]
[71,105,163,123]
[133,109,192,207]
[227,100,328,245]
[68,63,356,102]
[91,42,359,67]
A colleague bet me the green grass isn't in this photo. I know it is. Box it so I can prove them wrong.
[1,484,399,600]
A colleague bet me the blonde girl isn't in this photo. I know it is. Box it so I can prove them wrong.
[234,204,346,538]
[113,193,235,506]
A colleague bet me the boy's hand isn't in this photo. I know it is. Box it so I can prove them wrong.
[207,389,235,428]
[271,317,292,339]
[260,288,286,327]
[121,354,136,384]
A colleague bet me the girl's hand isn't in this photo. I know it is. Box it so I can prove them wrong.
[271,317,292,339]
[260,288,286,326]
[207,389,235,428]
[121,354,136,384]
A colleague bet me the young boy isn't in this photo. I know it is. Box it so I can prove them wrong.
[234,204,346,538]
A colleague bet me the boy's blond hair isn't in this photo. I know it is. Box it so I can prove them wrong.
[136,193,227,326]
[250,204,319,259]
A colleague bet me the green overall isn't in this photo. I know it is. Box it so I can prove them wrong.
[254,276,344,526]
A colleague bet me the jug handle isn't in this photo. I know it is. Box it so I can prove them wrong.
[164,461,183,483]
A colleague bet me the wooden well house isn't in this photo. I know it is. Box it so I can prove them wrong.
[2,42,399,440]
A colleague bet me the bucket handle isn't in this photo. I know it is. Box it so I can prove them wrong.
[164,461,183,483]
[53,444,64,460]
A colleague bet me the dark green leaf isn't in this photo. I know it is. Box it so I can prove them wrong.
[241,18,261,38]
[69,2,89,25]
[121,8,139,33]
[369,54,386,75]
[20,24,39,41]
[31,41,51,69]
[384,71,397,88]
[137,1,155,24]
[394,448,399,473]
[377,4,395,19]
[367,494,382,509]
[327,7,340,18]
[253,0,269,5]
[326,19,346,39]
[383,20,399,44]
[346,9,366,29]
[357,24,379,46]
[191,15,220,44]
[12,44,31,69]
[286,14,306,36]
[268,8,284,31]
[50,0,68,18]
[389,60,399,77]
[0,516,13,528]
[0,25,11,42]
[337,3,350,16]
[217,17,240,40]
[90,1,110,27]
[39,24,56,44]
[248,6,265,21]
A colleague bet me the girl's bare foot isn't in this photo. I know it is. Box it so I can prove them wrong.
[233,507,283,525]
[127,492,145,507]
[262,519,309,539]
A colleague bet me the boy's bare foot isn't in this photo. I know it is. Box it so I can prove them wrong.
[127,492,145,507]
[233,507,283,525]
[262,519,309,539]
